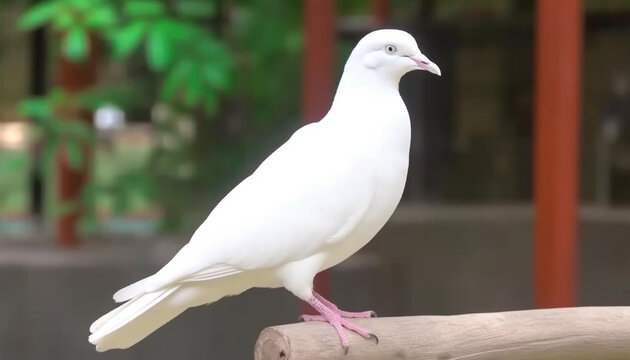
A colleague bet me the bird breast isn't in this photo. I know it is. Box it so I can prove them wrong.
[321,105,411,269]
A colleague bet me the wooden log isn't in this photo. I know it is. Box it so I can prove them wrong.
[254,307,630,360]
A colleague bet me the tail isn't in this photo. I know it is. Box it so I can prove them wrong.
[89,277,249,352]
[89,284,223,352]
[88,286,183,351]
[112,275,155,303]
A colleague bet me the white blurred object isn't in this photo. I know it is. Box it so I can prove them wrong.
[0,122,28,150]
[94,105,125,132]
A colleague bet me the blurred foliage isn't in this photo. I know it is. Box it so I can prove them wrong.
[19,89,93,172]
[16,0,303,232]
[19,0,232,110]
[156,0,304,230]
[14,0,628,229]
[0,150,29,214]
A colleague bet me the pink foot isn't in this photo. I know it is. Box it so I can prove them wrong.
[301,293,378,354]
[313,291,377,318]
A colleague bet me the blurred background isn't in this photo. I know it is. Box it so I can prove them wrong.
[1,0,630,358]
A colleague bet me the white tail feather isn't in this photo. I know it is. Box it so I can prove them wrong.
[89,274,251,351]
[112,275,155,303]
[89,286,182,351]
[112,265,242,303]
[90,298,137,333]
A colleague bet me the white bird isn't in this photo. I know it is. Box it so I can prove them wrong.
[88,29,440,353]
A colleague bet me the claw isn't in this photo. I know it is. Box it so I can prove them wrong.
[297,315,305,322]
[306,295,377,354]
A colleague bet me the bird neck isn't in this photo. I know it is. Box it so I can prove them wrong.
[328,66,402,115]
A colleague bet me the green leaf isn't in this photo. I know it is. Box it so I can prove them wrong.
[155,19,197,42]
[185,66,203,106]
[147,27,172,71]
[85,6,117,28]
[110,21,147,58]
[125,0,166,17]
[18,1,56,30]
[57,119,94,141]
[65,141,83,170]
[175,0,216,18]
[160,61,192,99]
[54,11,74,29]
[63,27,88,62]
[68,0,95,12]
[19,98,52,118]
[49,88,66,103]
[203,64,231,90]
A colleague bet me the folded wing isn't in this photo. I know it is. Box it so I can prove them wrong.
[114,122,373,301]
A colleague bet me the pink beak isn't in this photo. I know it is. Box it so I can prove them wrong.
[409,54,441,76]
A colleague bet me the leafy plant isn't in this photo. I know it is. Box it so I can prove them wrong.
[19,0,117,61]
[19,0,233,112]
[16,0,305,233]
[19,88,94,172]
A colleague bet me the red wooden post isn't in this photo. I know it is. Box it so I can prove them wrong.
[371,0,391,28]
[303,0,335,125]
[302,0,335,308]
[534,0,583,308]
[56,34,100,246]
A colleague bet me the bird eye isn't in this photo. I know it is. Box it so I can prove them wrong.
[385,44,397,54]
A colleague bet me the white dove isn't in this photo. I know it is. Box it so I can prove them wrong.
[88,29,440,353]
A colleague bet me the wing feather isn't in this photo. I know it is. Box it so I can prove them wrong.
[124,122,372,295]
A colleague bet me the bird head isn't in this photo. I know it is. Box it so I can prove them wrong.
[347,29,441,81]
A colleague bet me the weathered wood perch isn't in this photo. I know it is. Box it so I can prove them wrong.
[254,307,630,360]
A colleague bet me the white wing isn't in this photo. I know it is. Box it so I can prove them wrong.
[114,122,373,301]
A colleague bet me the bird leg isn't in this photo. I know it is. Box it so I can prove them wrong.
[300,293,378,353]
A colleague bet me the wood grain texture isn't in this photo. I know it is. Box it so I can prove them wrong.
[254,307,630,360]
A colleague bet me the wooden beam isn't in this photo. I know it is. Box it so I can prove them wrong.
[534,0,582,307]
[255,307,630,360]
